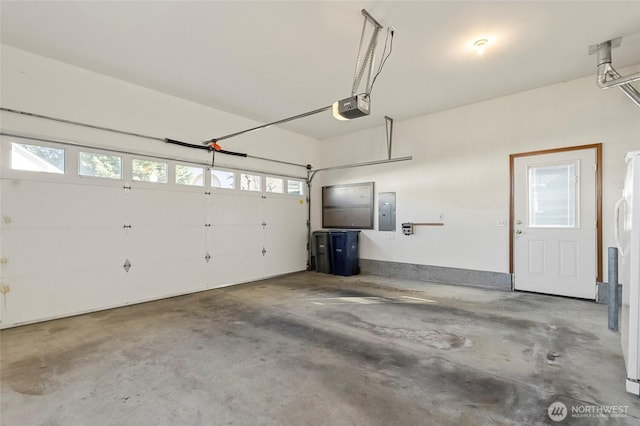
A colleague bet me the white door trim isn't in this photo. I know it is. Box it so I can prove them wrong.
[509,144,603,289]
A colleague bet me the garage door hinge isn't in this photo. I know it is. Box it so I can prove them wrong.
[205,252,211,263]
[262,247,267,256]
[123,259,132,273]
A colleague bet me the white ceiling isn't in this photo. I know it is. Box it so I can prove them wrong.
[1,1,639,142]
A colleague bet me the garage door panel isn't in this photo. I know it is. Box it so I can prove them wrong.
[264,197,307,225]
[123,259,210,301]
[264,223,307,275]
[208,194,262,224]
[209,252,265,285]
[1,228,125,274]
[210,224,263,256]
[127,188,206,226]
[1,267,127,326]
[1,180,126,228]
[125,227,207,263]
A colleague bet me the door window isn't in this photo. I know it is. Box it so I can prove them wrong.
[528,162,578,228]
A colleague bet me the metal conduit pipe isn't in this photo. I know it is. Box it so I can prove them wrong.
[306,166,313,271]
[601,72,640,89]
[608,247,619,331]
[606,67,640,107]
[596,43,640,88]
[595,40,613,86]
[618,84,640,108]
[595,40,640,107]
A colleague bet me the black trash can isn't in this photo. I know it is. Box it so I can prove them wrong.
[312,231,332,273]
[329,231,360,276]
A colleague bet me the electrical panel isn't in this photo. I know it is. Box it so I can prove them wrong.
[378,192,396,231]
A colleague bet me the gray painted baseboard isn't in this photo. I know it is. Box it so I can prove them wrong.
[359,259,512,291]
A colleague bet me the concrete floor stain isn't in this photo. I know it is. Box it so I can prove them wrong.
[2,272,638,425]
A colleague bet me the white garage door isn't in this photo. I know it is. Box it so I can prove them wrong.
[0,136,308,327]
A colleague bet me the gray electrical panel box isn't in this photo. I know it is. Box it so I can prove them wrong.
[378,192,396,231]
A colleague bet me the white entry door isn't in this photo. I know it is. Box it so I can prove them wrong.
[513,148,597,299]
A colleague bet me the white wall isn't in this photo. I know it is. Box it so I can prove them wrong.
[0,46,318,327]
[315,65,640,278]
[1,46,319,176]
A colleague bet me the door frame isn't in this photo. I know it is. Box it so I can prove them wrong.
[509,143,603,286]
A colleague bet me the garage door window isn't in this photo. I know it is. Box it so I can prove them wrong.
[212,169,235,189]
[79,151,122,179]
[266,177,284,193]
[241,173,262,192]
[133,159,167,183]
[11,142,65,174]
[287,180,304,195]
[176,164,204,186]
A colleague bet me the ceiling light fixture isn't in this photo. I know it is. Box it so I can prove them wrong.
[473,38,489,55]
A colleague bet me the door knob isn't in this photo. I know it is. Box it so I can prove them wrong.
[515,229,523,234]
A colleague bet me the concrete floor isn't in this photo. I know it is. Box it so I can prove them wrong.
[1,272,638,425]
